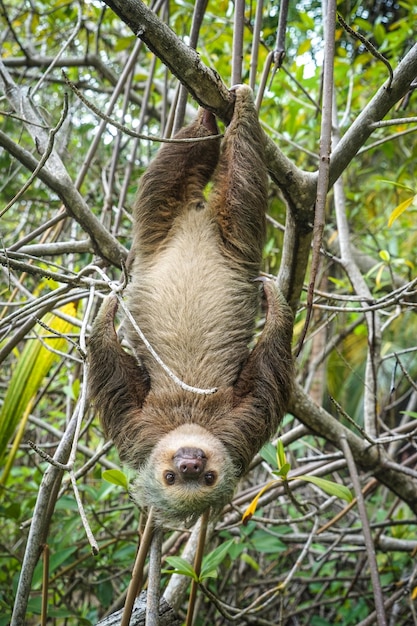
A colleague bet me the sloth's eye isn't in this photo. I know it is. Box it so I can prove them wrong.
[204,472,216,486]
[164,472,176,485]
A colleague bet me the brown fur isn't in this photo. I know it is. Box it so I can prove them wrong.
[88,86,293,524]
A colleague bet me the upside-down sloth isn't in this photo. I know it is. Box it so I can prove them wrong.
[88,85,293,525]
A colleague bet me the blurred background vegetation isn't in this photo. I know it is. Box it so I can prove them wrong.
[0,0,416,624]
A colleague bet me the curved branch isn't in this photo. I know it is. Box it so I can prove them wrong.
[102,0,232,115]
[2,53,119,86]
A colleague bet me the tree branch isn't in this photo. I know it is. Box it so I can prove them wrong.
[102,0,232,115]
[0,130,126,266]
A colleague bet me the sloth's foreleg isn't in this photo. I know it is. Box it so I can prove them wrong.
[88,295,150,448]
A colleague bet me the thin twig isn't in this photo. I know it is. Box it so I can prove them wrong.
[317,479,378,535]
[338,14,393,89]
[269,0,289,87]
[231,0,245,85]
[32,1,82,96]
[249,0,263,90]
[329,396,377,445]
[370,116,417,128]
[120,509,155,626]
[278,516,320,590]
[27,440,69,470]
[69,471,99,555]
[145,526,163,626]
[63,71,222,144]
[41,544,49,626]
[186,509,209,626]
[296,0,336,354]
[339,435,387,626]
[173,0,208,133]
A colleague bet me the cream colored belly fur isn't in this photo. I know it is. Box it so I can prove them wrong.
[126,209,257,390]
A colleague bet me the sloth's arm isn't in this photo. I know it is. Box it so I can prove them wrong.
[129,109,220,261]
[208,85,268,270]
[88,295,150,449]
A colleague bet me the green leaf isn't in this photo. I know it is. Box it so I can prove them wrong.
[163,556,198,581]
[259,442,278,468]
[276,439,288,470]
[300,475,353,503]
[102,469,129,490]
[378,179,415,193]
[272,463,291,478]
[373,22,386,46]
[240,553,260,571]
[200,539,234,580]
[250,530,286,554]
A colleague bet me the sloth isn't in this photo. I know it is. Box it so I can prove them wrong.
[88,85,293,525]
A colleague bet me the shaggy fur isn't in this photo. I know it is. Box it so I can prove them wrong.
[88,86,293,524]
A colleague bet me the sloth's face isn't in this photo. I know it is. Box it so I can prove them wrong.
[131,424,238,524]
[162,445,218,489]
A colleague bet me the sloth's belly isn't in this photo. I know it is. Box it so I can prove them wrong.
[126,210,258,389]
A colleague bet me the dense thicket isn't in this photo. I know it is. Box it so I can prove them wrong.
[1,1,417,624]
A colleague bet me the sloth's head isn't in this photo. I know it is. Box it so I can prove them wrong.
[131,424,238,525]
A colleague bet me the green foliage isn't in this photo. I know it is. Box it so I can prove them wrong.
[164,539,235,581]
[0,303,76,482]
[102,468,129,490]
[243,440,352,522]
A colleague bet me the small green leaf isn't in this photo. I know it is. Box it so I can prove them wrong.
[200,539,234,580]
[102,469,129,490]
[250,530,286,553]
[373,22,385,46]
[259,442,278,468]
[163,556,198,580]
[201,568,218,579]
[240,553,260,572]
[401,410,417,420]
[300,475,353,502]
[272,463,291,478]
[378,179,415,193]
[276,439,287,470]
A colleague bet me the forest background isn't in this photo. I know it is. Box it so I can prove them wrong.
[1,0,417,625]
